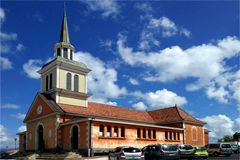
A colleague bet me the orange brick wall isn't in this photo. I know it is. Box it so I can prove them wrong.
[185,123,204,146]
[204,132,209,145]
[91,121,184,149]
[18,134,25,152]
[26,115,57,150]
[61,121,88,150]
[25,96,53,122]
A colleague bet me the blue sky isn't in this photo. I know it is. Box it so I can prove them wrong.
[0,0,239,148]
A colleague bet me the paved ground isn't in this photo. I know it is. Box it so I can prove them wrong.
[207,154,240,160]
[82,154,240,160]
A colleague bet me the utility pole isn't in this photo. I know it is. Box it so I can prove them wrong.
[14,138,17,150]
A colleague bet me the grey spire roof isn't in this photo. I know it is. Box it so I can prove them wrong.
[59,2,70,43]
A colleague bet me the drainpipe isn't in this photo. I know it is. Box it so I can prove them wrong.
[88,119,92,157]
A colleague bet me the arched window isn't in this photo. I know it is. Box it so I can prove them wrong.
[46,75,49,91]
[49,73,52,90]
[143,128,146,138]
[192,127,197,141]
[114,126,118,137]
[63,48,68,59]
[107,125,111,137]
[99,124,104,137]
[153,129,156,139]
[74,75,79,92]
[137,128,141,138]
[121,127,125,137]
[66,73,72,90]
[148,129,151,139]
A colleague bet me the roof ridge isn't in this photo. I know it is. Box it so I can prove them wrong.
[147,106,177,113]
[175,106,184,121]
[88,101,148,113]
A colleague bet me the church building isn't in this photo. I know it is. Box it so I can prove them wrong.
[17,6,209,157]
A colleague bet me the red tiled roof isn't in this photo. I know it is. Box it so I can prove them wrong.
[58,102,156,124]
[57,102,205,125]
[148,106,205,125]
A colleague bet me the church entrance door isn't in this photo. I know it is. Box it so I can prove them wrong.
[37,125,44,151]
[71,126,79,150]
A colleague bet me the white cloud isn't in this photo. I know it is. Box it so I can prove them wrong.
[18,125,26,133]
[0,7,5,23]
[16,43,25,51]
[0,7,24,55]
[0,124,9,142]
[133,89,187,110]
[201,115,235,142]
[0,103,20,109]
[74,51,127,103]
[0,56,12,70]
[235,117,240,131]
[129,78,139,85]
[23,59,43,79]
[206,85,229,103]
[11,113,26,120]
[0,124,18,148]
[80,0,120,18]
[132,102,147,111]
[117,35,240,105]
[134,3,152,13]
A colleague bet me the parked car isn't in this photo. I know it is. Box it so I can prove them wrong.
[178,144,195,160]
[144,144,180,160]
[108,146,144,160]
[231,144,239,154]
[207,143,232,157]
[193,146,208,159]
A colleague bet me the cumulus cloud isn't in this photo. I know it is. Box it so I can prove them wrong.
[138,15,191,50]
[74,51,126,104]
[132,89,187,110]
[0,56,12,70]
[11,113,26,120]
[23,59,43,79]
[80,0,120,18]
[117,35,240,105]
[132,102,147,111]
[201,114,238,142]
[0,124,18,148]
[134,2,153,13]
[18,125,26,133]
[0,124,9,142]
[129,78,139,85]
[0,103,20,109]
[0,8,24,54]
[0,7,5,22]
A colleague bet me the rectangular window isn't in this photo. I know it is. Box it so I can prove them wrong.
[121,127,125,137]
[137,128,140,138]
[165,131,168,140]
[177,132,180,140]
[153,130,156,139]
[169,131,172,140]
[143,129,146,138]
[57,48,61,56]
[107,125,111,137]
[114,126,118,137]
[70,50,73,60]
[148,129,151,139]
[173,132,176,140]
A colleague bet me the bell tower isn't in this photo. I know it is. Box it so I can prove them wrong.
[37,3,91,107]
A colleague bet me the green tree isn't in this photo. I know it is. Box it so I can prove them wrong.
[218,135,233,142]
[233,132,240,141]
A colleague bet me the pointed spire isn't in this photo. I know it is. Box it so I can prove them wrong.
[59,0,70,43]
